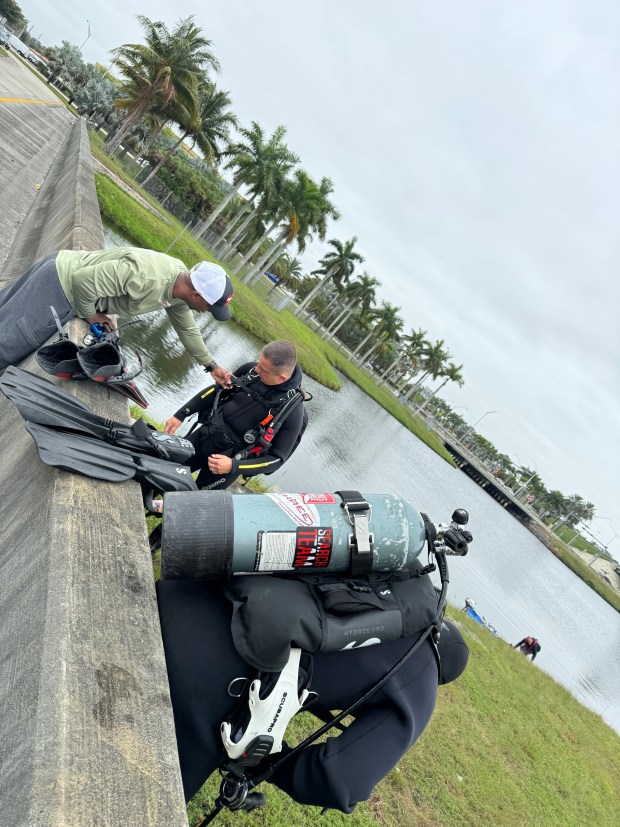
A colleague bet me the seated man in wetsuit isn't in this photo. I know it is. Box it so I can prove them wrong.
[164,339,305,491]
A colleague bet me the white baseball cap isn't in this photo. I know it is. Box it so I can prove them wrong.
[189,262,233,320]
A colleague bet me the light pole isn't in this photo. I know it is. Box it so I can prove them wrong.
[459,410,498,444]
[80,19,91,50]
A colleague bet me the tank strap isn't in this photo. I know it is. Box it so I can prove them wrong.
[334,490,374,577]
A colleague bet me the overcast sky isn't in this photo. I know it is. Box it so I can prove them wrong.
[20,0,620,542]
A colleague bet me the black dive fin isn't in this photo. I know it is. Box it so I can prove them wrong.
[0,367,193,462]
[1,366,109,437]
[25,422,198,493]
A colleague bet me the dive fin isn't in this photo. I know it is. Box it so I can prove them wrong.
[1,366,95,429]
[0,367,191,462]
[25,422,198,492]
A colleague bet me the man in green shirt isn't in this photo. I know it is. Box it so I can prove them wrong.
[0,248,233,385]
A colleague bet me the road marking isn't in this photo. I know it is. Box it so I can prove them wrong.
[0,96,64,106]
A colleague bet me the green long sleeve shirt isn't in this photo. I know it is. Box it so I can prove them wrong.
[56,247,213,364]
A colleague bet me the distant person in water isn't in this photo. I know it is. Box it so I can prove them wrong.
[513,636,541,661]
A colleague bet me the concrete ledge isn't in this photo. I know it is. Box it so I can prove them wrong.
[1,119,105,281]
[0,120,186,824]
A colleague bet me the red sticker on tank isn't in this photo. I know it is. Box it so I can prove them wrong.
[301,493,337,505]
[293,527,333,568]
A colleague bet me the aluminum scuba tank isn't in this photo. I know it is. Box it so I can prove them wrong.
[160,490,427,580]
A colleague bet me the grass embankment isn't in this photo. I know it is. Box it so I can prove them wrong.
[187,614,620,827]
[93,156,453,464]
[547,534,620,612]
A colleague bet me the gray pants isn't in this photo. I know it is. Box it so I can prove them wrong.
[0,253,75,370]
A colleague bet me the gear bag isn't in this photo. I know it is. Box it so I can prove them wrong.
[223,565,440,672]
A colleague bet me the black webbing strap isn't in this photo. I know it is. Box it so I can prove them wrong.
[334,490,374,577]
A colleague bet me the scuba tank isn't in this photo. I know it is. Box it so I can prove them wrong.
[160,490,427,580]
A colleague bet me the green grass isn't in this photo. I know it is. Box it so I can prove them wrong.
[555,525,612,559]
[93,163,453,462]
[547,535,620,612]
[186,612,620,826]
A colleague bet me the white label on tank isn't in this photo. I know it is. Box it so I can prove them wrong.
[266,492,320,526]
[255,531,296,571]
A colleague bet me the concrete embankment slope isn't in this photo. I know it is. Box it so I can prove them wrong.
[0,63,186,826]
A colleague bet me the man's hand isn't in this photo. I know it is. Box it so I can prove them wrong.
[86,312,116,329]
[165,416,182,435]
[208,454,233,474]
[211,365,232,388]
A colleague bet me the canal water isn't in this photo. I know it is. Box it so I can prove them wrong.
[104,223,620,734]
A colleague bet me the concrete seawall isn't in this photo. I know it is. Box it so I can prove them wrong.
[0,111,187,824]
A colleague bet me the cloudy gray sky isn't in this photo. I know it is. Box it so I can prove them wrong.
[20,0,620,541]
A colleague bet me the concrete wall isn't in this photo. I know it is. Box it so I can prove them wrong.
[0,120,187,825]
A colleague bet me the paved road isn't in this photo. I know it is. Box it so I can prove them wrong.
[0,52,74,275]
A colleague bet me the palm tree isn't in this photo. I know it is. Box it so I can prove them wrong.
[243,172,339,284]
[402,339,451,402]
[295,237,363,316]
[197,122,298,238]
[380,327,428,387]
[325,273,379,342]
[358,302,404,363]
[141,83,237,185]
[414,363,464,414]
[104,16,219,156]
[268,254,303,294]
[46,41,84,87]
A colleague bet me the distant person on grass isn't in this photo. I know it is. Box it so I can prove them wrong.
[513,636,541,661]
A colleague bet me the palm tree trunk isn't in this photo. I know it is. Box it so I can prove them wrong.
[244,233,287,284]
[325,302,355,340]
[222,227,252,262]
[413,377,449,414]
[232,219,279,275]
[294,267,336,316]
[378,351,406,386]
[219,202,260,256]
[142,131,188,186]
[104,99,151,155]
[326,301,353,334]
[213,198,256,255]
[360,337,383,364]
[196,181,243,237]
[403,370,429,402]
[351,321,383,358]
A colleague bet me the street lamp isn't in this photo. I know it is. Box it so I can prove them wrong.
[460,410,498,443]
[80,19,91,50]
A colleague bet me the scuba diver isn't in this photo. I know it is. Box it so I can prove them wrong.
[513,636,541,661]
[164,340,307,491]
[0,249,233,387]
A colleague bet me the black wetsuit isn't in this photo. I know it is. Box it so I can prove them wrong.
[157,580,440,812]
[174,361,305,490]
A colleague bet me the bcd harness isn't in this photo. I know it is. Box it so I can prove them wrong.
[196,368,309,466]
[197,495,472,825]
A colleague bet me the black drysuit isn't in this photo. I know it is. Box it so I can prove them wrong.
[157,580,440,813]
[173,361,305,490]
